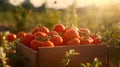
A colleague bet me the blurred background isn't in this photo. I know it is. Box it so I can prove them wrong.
[0,0,120,66]
[0,0,120,33]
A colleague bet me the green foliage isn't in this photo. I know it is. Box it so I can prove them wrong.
[60,49,102,67]
[12,5,29,32]
[80,58,102,67]
[0,47,7,67]
[102,22,120,46]
[61,1,79,27]
[0,31,18,67]
[13,7,62,32]
[102,22,120,64]
[0,2,120,66]
[37,9,62,30]
[60,49,79,67]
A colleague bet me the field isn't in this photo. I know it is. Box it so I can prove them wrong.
[0,2,120,67]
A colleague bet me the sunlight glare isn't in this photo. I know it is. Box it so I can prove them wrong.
[45,0,120,9]
[26,0,120,8]
[30,0,45,8]
[76,0,120,7]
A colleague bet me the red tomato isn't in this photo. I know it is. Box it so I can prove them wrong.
[49,31,59,36]
[42,41,54,47]
[91,35,102,44]
[32,27,39,34]
[30,39,43,51]
[66,38,80,45]
[80,37,93,45]
[64,26,79,34]
[17,32,27,38]
[50,35,63,46]
[79,28,90,34]
[32,26,49,35]
[53,23,66,33]
[34,32,47,38]
[22,33,35,47]
[40,26,49,35]
[62,28,80,43]
[6,33,17,41]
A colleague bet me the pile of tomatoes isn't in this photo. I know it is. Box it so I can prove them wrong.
[2,23,103,51]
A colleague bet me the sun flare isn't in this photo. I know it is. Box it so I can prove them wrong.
[46,0,120,9]
[76,0,120,7]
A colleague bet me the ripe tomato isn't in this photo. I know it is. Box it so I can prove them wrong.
[80,37,93,45]
[64,26,79,34]
[49,31,59,36]
[22,33,35,47]
[32,26,49,35]
[42,41,54,47]
[32,27,40,34]
[30,39,43,51]
[66,38,80,45]
[91,35,102,44]
[34,32,47,38]
[62,28,80,43]
[50,35,63,46]
[17,31,27,38]
[40,26,49,35]
[52,23,66,33]
[79,28,90,35]
[6,33,17,41]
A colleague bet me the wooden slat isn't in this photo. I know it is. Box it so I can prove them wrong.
[16,42,109,67]
[38,45,108,67]
[16,42,38,67]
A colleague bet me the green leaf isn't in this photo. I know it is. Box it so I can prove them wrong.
[95,63,100,67]
[86,63,92,67]
[60,49,79,67]
[80,63,86,67]
[91,58,102,67]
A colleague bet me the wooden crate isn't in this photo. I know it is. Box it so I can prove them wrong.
[16,42,109,67]
[16,42,38,67]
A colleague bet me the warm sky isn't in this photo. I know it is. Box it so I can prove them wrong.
[10,0,120,9]
[33,0,120,9]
